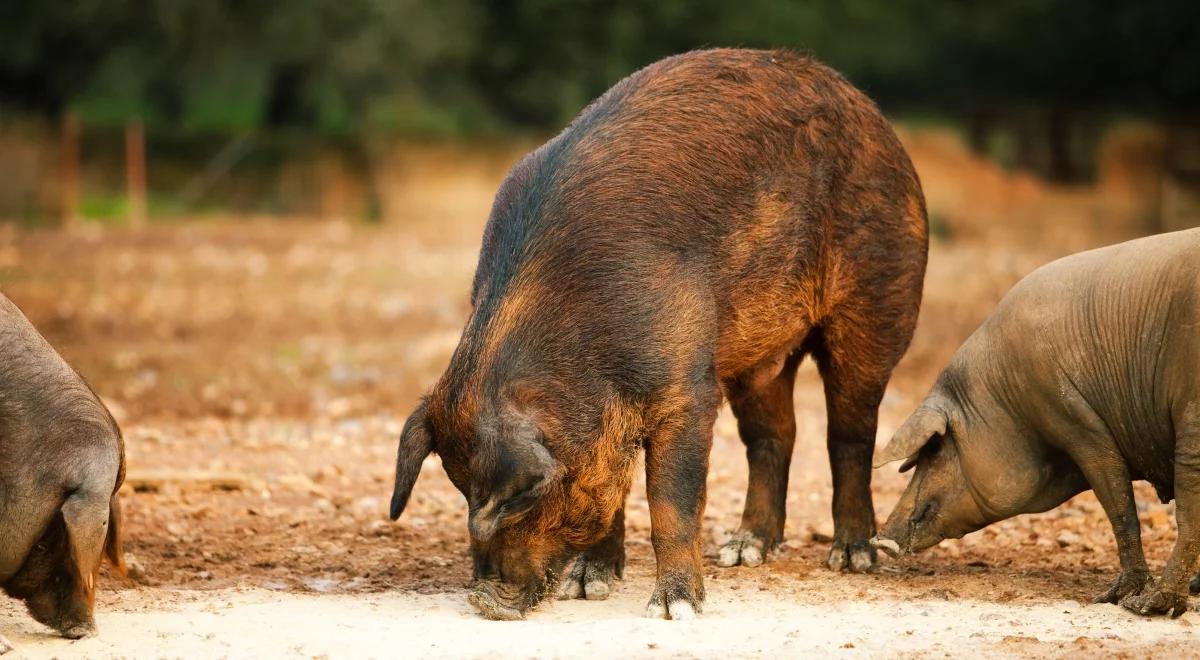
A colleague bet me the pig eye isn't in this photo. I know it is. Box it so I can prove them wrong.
[913,501,936,525]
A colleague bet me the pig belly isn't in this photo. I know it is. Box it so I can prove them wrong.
[715,285,818,384]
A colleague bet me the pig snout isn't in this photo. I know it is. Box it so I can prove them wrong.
[465,546,573,620]
[468,580,527,621]
[869,536,903,558]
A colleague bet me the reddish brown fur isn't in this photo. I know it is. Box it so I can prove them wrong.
[391,48,928,618]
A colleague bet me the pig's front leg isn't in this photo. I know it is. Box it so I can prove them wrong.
[1082,464,1152,604]
[1123,436,1200,617]
[1058,398,1152,604]
[558,507,625,601]
[643,386,718,620]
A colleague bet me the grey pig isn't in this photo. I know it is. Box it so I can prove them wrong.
[872,228,1200,617]
[0,293,126,637]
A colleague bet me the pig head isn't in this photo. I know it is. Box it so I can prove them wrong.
[871,383,1087,557]
[390,379,639,620]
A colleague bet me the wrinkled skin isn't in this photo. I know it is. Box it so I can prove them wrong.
[874,229,1200,617]
[0,294,126,638]
[390,49,928,620]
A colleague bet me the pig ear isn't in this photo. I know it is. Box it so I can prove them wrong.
[61,491,112,609]
[874,404,948,470]
[390,402,434,521]
[468,423,561,542]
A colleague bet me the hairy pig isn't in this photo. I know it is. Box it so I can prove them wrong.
[391,48,928,620]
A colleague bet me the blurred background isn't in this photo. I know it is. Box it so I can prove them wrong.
[1,0,1198,232]
[0,0,1198,609]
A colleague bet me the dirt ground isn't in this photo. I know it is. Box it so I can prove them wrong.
[0,135,1195,658]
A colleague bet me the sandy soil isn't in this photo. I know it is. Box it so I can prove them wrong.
[3,582,1196,659]
[0,136,1192,657]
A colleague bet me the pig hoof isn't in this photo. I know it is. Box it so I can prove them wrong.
[644,599,699,621]
[556,556,619,601]
[645,578,703,620]
[827,540,876,573]
[717,532,769,568]
[1120,589,1190,618]
[1093,570,1152,604]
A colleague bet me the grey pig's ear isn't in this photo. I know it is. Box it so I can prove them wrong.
[874,404,948,470]
[390,402,434,520]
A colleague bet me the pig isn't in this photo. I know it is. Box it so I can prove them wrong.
[390,48,928,620]
[872,228,1200,617]
[0,293,126,637]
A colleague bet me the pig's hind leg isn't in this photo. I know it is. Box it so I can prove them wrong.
[813,328,903,573]
[558,507,625,601]
[717,352,803,568]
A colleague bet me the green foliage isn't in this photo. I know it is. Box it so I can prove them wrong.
[0,0,1195,134]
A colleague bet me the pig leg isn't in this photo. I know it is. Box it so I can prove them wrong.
[558,507,625,600]
[816,346,891,573]
[1122,428,1200,617]
[717,353,801,568]
[1056,397,1153,604]
[1082,466,1152,604]
[644,382,718,620]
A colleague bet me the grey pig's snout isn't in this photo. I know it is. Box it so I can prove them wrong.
[869,536,902,558]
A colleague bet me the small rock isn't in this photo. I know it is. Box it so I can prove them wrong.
[1056,531,1082,547]
[124,553,148,581]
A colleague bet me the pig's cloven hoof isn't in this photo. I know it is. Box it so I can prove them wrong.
[827,539,876,573]
[557,555,621,601]
[644,578,703,621]
[1120,588,1190,618]
[1093,569,1153,604]
[717,531,771,568]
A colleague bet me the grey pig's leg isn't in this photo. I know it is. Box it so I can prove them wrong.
[1085,462,1153,605]
[1123,419,1200,617]
[1056,390,1152,604]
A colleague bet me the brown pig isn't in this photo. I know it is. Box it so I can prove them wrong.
[0,293,126,637]
[873,228,1200,617]
[390,48,928,620]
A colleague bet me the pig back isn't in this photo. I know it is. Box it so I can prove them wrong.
[0,294,118,488]
[986,229,1200,488]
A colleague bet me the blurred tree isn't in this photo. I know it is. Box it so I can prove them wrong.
[0,0,1195,146]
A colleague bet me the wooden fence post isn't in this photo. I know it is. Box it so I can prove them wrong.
[60,112,80,227]
[126,119,147,227]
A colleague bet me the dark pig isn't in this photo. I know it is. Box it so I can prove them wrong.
[391,48,928,619]
[0,294,126,637]
[873,228,1200,617]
